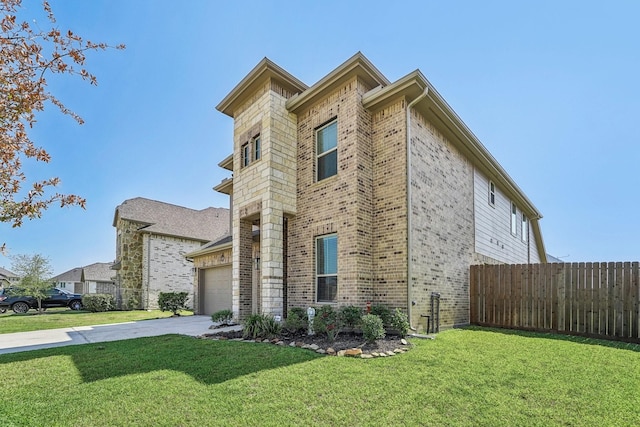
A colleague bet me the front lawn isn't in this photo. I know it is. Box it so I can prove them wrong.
[0,327,638,426]
[0,309,187,334]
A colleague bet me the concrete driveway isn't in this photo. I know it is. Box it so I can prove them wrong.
[0,315,239,355]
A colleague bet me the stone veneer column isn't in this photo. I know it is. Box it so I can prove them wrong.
[260,204,284,317]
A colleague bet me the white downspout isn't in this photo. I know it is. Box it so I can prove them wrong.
[406,88,428,330]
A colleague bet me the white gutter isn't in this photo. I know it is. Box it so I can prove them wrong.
[406,88,428,329]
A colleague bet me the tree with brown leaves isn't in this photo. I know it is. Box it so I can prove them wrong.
[0,0,124,252]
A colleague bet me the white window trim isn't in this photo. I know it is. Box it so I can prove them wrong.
[488,181,496,207]
[316,120,338,182]
[511,202,518,236]
[521,214,528,243]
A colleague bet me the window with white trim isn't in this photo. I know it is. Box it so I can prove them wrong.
[316,234,337,302]
[316,120,337,181]
[521,214,528,243]
[511,202,518,235]
[488,181,496,207]
[241,142,250,168]
[240,134,261,169]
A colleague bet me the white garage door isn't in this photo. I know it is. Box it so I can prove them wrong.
[202,265,232,315]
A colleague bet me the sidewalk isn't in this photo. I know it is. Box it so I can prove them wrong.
[0,315,239,355]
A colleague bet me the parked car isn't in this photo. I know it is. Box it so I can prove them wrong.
[0,288,7,313]
[0,287,83,314]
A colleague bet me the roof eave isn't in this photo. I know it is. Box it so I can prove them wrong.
[286,52,390,114]
[185,241,232,259]
[216,58,308,118]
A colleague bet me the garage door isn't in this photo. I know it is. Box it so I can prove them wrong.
[202,265,232,315]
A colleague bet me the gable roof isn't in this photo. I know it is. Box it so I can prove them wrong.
[113,197,229,242]
[81,262,115,283]
[50,267,83,283]
[0,266,19,279]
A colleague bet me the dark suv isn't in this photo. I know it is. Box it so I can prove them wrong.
[0,287,83,313]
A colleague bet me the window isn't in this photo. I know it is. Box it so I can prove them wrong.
[316,120,337,181]
[521,214,528,243]
[511,202,518,235]
[488,181,496,207]
[241,142,250,168]
[253,135,261,161]
[316,234,337,302]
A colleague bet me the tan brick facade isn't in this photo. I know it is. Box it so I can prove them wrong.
[212,53,546,329]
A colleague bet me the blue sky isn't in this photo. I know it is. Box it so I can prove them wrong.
[2,0,639,275]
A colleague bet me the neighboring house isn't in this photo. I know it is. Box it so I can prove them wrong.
[50,267,83,293]
[113,197,229,310]
[81,262,116,294]
[0,267,20,287]
[188,52,546,330]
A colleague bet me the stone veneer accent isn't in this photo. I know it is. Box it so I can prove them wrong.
[231,79,298,319]
[115,218,144,297]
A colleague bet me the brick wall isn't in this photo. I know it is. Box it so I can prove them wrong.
[409,109,475,329]
[371,99,409,310]
[142,234,203,309]
[288,76,375,309]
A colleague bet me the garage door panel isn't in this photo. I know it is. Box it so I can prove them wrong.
[202,266,232,315]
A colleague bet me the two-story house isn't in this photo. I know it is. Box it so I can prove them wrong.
[113,197,229,309]
[188,52,545,330]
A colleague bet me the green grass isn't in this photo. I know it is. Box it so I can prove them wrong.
[0,327,639,426]
[0,308,188,334]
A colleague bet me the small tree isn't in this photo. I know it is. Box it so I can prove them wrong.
[10,253,53,314]
[158,292,189,316]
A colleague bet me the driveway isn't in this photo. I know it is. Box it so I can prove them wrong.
[0,315,239,355]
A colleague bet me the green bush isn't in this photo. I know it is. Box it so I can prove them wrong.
[314,305,340,341]
[288,307,308,321]
[211,309,233,324]
[158,292,189,315]
[283,311,306,334]
[390,308,410,337]
[242,314,282,340]
[370,304,392,326]
[361,314,385,343]
[82,294,115,312]
[338,305,363,328]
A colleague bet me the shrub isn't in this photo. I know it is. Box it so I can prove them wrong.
[211,309,233,324]
[338,305,363,329]
[390,308,410,337]
[313,305,341,341]
[370,304,392,326]
[283,311,306,334]
[361,314,385,343]
[158,292,189,316]
[242,314,282,340]
[288,307,308,322]
[82,294,115,312]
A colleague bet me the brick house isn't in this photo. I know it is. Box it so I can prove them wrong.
[189,53,546,330]
[113,197,229,309]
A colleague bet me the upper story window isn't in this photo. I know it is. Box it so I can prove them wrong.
[521,214,528,243]
[240,134,261,169]
[511,202,518,235]
[316,234,338,303]
[488,181,496,207]
[316,120,337,181]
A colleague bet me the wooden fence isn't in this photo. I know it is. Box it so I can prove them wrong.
[470,262,640,343]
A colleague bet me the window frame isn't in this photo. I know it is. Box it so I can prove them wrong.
[315,233,338,303]
[315,119,338,182]
[488,181,496,207]
[241,142,250,168]
[253,135,261,161]
[521,214,528,243]
[511,202,518,236]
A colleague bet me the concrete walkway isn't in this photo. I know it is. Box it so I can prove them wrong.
[0,315,240,355]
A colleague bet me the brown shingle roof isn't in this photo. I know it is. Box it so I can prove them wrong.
[81,262,115,283]
[114,197,229,242]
